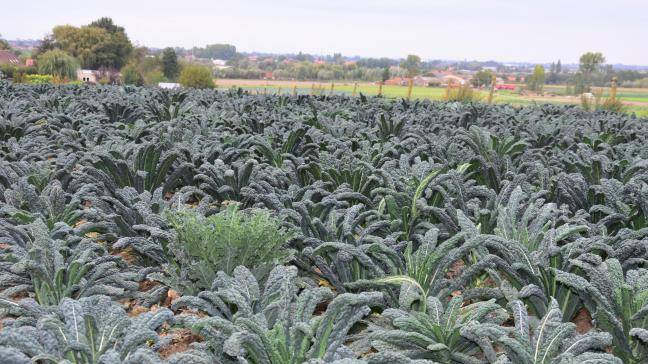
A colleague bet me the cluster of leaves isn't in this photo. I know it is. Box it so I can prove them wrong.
[0,80,647,362]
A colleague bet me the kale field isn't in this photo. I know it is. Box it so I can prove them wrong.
[2,81,648,364]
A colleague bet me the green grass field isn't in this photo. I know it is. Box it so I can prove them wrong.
[217,81,648,117]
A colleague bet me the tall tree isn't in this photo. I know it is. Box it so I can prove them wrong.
[579,52,606,92]
[400,54,421,78]
[192,44,237,60]
[472,70,495,87]
[178,64,214,88]
[527,64,546,92]
[161,47,179,80]
[0,34,10,50]
[37,49,79,80]
[381,67,391,83]
[50,18,132,69]
[89,17,125,34]
[556,59,562,74]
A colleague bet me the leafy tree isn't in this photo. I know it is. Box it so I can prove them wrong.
[382,67,391,82]
[192,43,237,60]
[472,69,495,87]
[547,60,563,84]
[120,63,143,85]
[33,34,55,58]
[178,64,214,88]
[579,52,606,92]
[526,64,546,92]
[161,47,179,80]
[51,18,132,69]
[0,34,10,50]
[144,70,166,86]
[400,54,421,78]
[36,49,79,80]
[89,17,126,34]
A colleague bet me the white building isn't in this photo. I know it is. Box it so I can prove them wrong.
[212,59,231,70]
[77,69,98,83]
[158,82,181,89]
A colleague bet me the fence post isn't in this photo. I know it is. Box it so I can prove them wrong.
[407,78,413,100]
[352,82,358,97]
[310,83,315,95]
[330,82,335,95]
[488,74,496,104]
[378,81,383,96]
[611,77,618,100]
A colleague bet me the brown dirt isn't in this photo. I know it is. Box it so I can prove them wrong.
[139,279,160,292]
[163,289,180,307]
[128,305,151,317]
[113,246,138,265]
[447,259,465,279]
[572,307,594,334]
[159,328,203,358]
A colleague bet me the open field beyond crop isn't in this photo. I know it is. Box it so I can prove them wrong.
[215,79,648,117]
[2,81,648,363]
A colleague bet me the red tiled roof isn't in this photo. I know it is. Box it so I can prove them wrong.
[0,50,20,65]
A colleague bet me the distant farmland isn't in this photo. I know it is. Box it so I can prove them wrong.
[215,79,648,117]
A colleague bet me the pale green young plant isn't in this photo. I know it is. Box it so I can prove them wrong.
[157,204,294,295]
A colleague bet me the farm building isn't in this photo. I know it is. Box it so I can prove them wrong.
[384,77,406,86]
[440,75,468,86]
[212,59,230,69]
[77,69,98,84]
[0,50,20,66]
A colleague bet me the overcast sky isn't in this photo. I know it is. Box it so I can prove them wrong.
[2,0,646,64]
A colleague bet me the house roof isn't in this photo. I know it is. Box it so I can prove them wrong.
[0,50,20,65]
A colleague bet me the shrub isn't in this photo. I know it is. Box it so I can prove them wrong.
[0,64,37,79]
[121,63,144,86]
[36,49,79,80]
[144,69,166,86]
[178,64,214,89]
[161,205,294,294]
[581,90,625,113]
[24,74,54,84]
[444,83,483,102]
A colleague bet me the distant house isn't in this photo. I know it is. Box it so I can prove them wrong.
[262,71,274,80]
[0,50,20,66]
[158,82,181,89]
[495,84,517,90]
[77,69,98,83]
[211,59,232,70]
[384,77,406,86]
[441,75,468,86]
[430,69,454,76]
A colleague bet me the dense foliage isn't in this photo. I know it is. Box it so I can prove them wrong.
[1,80,647,363]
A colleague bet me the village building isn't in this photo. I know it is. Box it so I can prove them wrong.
[0,50,21,66]
[77,69,98,83]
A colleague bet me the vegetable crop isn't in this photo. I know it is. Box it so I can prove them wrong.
[0,81,647,363]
